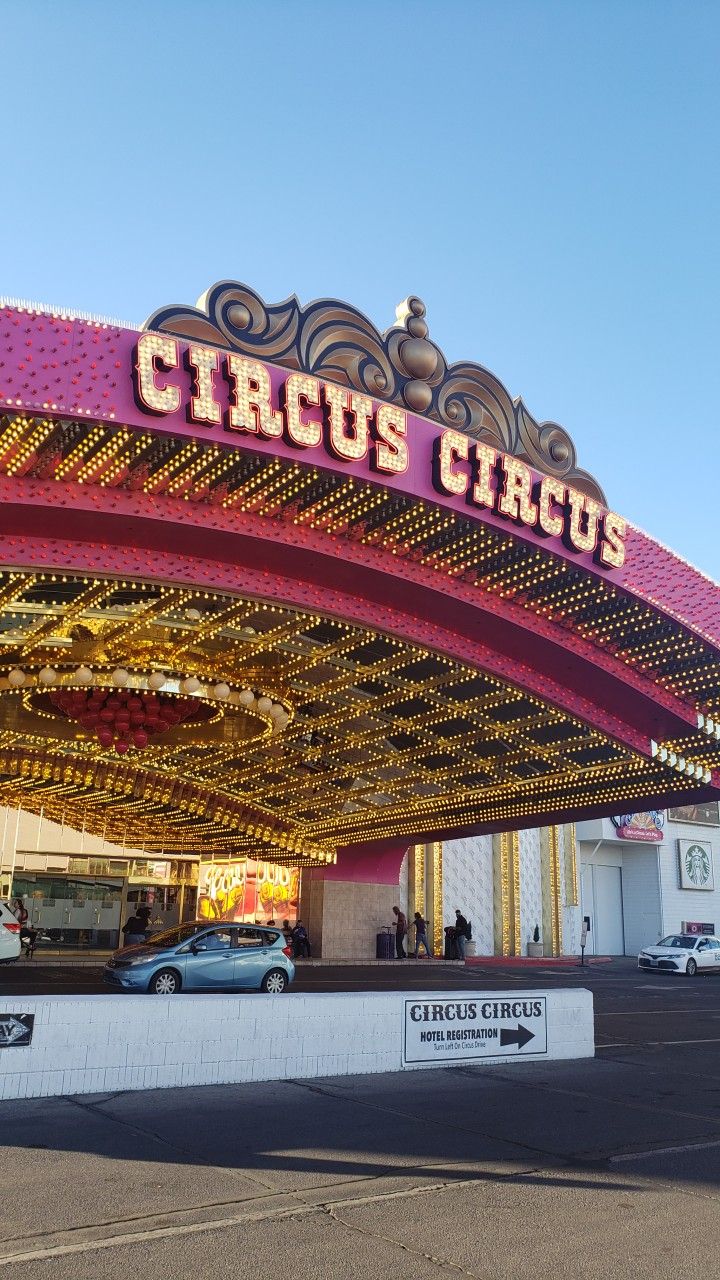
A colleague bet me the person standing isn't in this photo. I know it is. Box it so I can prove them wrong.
[121,904,151,947]
[413,911,430,958]
[392,905,407,958]
[12,898,27,927]
[454,909,469,959]
[291,920,311,958]
[12,897,36,956]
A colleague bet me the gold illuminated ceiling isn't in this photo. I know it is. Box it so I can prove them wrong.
[0,569,700,860]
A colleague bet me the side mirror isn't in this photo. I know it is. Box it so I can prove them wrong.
[191,941,207,954]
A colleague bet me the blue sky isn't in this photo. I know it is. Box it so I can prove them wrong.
[2,1,719,575]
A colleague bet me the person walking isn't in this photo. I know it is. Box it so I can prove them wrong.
[454,909,470,959]
[413,911,430,958]
[121,904,151,947]
[392,905,407,958]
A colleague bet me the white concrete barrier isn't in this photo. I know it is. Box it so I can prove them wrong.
[0,987,594,1100]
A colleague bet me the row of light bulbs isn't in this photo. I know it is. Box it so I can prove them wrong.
[6,665,218,696]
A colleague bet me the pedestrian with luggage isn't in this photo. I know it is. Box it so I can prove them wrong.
[453,909,470,959]
[392,905,407,958]
[413,911,430,958]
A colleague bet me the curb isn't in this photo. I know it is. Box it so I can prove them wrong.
[465,955,612,968]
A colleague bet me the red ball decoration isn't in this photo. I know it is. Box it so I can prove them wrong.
[50,684,197,754]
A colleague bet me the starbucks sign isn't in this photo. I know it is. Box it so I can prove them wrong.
[678,840,715,891]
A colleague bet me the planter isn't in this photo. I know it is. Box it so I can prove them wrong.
[527,941,544,958]
[464,941,477,957]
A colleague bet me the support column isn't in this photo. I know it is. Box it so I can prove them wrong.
[408,844,425,920]
[299,841,409,959]
[562,823,579,906]
[493,831,521,956]
[427,841,443,956]
[409,842,443,956]
[540,824,563,956]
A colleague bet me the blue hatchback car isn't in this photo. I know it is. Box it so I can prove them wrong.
[104,921,295,995]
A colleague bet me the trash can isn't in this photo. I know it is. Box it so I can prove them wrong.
[376,926,394,959]
[444,926,456,959]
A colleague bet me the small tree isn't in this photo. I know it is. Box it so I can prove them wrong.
[533,924,541,943]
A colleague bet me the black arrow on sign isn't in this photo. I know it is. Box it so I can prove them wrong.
[500,1023,535,1051]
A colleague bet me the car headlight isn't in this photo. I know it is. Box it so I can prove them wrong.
[124,955,152,966]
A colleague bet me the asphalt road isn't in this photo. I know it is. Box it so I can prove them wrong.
[3,959,720,1277]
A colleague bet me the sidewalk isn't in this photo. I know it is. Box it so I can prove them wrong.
[23,951,467,968]
[22,949,608,969]
[465,954,612,967]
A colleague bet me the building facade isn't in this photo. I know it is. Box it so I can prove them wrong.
[578,803,720,956]
[0,282,719,957]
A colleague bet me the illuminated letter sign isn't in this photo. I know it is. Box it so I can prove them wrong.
[373,404,408,474]
[134,334,181,415]
[129,339,627,570]
[226,355,283,438]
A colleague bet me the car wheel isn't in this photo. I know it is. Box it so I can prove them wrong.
[686,958,697,977]
[261,968,288,994]
[149,968,181,995]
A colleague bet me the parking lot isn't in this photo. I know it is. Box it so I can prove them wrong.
[3,957,720,1276]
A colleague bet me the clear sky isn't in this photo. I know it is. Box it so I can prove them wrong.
[2,1,718,576]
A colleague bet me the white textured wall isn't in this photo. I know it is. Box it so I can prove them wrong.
[0,987,595,1099]
[519,827,543,949]
[399,850,409,919]
[442,835,494,954]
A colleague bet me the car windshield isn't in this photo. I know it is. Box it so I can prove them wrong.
[658,935,696,949]
[142,922,206,949]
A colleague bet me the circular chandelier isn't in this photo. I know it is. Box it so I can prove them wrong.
[4,663,292,755]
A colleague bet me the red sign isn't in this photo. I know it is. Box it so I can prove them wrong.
[611,812,664,842]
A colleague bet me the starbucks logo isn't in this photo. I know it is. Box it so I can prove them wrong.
[685,844,711,887]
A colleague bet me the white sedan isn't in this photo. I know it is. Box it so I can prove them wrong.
[638,934,720,976]
[0,902,21,964]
